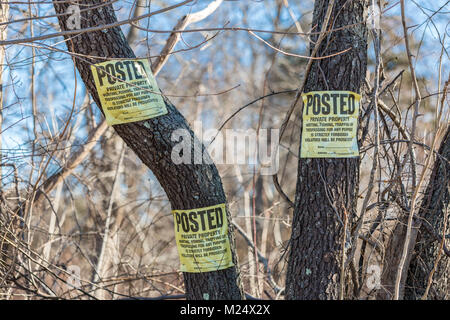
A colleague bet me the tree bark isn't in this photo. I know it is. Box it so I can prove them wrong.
[285,0,368,299]
[51,1,243,300]
[405,127,450,299]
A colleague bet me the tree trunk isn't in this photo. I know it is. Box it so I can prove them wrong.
[285,0,368,299]
[405,127,450,299]
[51,1,243,300]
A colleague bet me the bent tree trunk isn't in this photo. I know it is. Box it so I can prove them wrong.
[52,1,243,300]
[285,0,367,299]
[405,127,450,299]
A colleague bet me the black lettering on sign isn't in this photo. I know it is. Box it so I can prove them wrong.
[174,212,181,232]
[340,93,348,115]
[207,209,216,229]
[174,206,225,233]
[348,93,355,114]
[188,212,199,232]
[132,61,144,80]
[96,66,107,86]
[305,94,313,115]
[304,92,358,116]
[123,61,133,79]
[95,60,148,86]
[181,212,189,232]
[115,62,126,81]
[312,94,321,115]
[321,93,330,115]
[331,93,339,114]
[215,206,224,228]
[105,63,116,85]
[197,210,207,230]
[136,61,147,78]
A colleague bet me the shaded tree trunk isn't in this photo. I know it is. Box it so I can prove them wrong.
[405,127,450,299]
[285,0,368,300]
[51,1,243,300]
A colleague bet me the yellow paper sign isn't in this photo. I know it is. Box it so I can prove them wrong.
[172,203,234,273]
[91,59,167,125]
[300,91,360,158]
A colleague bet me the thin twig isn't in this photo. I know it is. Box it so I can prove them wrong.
[393,0,424,300]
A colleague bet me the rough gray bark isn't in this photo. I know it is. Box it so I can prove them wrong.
[405,127,450,299]
[51,1,243,300]
[285,0,368,299]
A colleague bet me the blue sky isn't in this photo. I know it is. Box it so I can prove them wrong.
[1,0,448,184]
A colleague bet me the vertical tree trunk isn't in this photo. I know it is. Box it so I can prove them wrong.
[405,127,450,299]
[285,0,367,299]
[51,1,243,300]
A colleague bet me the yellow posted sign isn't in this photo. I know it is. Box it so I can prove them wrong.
[172,203,234,273]
[91,59,167,125]
[300,91,360,158]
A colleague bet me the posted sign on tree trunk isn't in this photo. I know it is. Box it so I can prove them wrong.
[91,59,167,125]
[300,91,360,158]
[172,203,234,273]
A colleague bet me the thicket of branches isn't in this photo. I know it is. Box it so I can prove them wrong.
[0,0,448,300]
